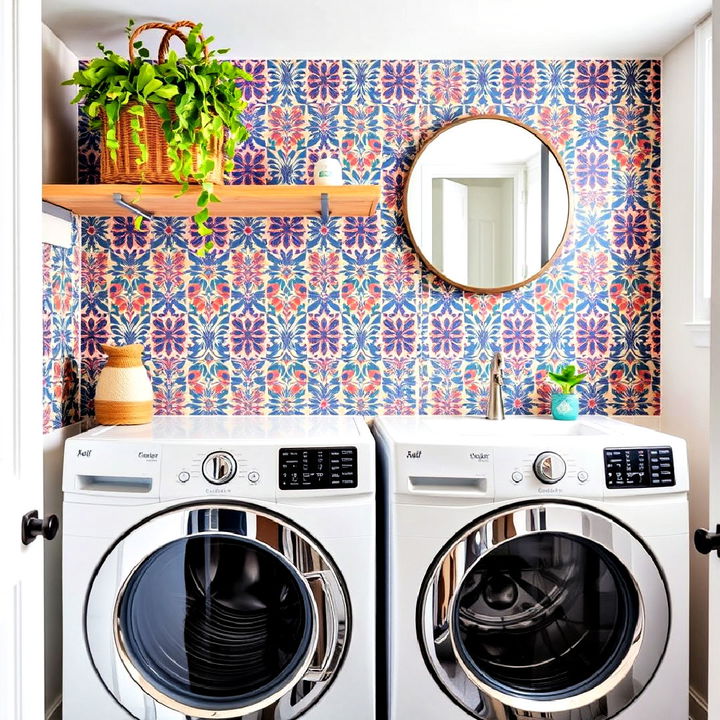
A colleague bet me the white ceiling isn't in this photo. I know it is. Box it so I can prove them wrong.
[43,0,710,60]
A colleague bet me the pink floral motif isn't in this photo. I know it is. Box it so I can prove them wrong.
[430,63,464,104]
[268,106,306,151]
[538,106,572,147]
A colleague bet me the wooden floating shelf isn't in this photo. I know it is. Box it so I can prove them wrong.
[42,183,380,219]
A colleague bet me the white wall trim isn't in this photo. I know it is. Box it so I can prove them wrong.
[686,321,711,348]
[42,207,72,248]
[690,685,708,720]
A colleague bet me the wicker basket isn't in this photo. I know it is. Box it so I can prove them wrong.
[99,21,224,185]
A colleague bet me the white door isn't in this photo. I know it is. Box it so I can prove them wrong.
[0,0,46,718]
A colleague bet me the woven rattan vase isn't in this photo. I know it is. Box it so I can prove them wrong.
[94,344,153,425]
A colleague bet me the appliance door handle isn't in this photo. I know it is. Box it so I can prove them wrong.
[694,525,720,556]
[304,570,341,682]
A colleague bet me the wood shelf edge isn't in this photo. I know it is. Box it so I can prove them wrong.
[41,183,381,219]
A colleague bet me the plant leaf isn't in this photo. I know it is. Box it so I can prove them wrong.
[136,62,155,92]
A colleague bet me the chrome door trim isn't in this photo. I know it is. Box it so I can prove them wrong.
[86,502,350,720]
[417,501,670,720]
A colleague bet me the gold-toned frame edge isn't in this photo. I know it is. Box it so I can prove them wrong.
[401,113,575,295]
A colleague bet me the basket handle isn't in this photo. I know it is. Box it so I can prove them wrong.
[157,21,208,63]
[127,20,208,62]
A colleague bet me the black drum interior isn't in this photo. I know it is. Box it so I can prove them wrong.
[452,532,640,699]
[117,534,313,711]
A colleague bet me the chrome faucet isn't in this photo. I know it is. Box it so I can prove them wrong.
[486,351,505,421]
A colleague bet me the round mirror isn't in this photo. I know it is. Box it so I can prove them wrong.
[403,115,571,293]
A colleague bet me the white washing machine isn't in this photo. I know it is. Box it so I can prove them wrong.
[374,415,689,720]
[62,416,375,720]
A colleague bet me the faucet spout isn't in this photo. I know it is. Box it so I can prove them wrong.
[486,351,505,421]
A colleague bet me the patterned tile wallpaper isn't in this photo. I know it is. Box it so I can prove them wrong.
[71,59,660,417]
[43,235,81,433]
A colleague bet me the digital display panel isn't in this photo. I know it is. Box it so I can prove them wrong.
[279,447,358,490]
[604,447,675,489]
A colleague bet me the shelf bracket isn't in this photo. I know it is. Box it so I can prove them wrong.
[112,193,154,221]
[320,193,330,224]
[42,200,74,224]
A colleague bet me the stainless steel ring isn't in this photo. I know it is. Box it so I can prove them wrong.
[86,503,350,720]
[417,501,669,720]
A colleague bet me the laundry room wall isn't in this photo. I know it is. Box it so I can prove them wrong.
[68,59,661,417]
[661,29,710,720]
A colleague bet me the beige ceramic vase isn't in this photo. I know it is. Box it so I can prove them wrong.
[94,344,153,425]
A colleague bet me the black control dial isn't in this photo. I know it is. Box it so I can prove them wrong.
[533,452,567,484]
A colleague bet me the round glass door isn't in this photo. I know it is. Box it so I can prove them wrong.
[116,535,315,713]
[452,532,639,699]
[86,504,349,720]
[418,502,670,720]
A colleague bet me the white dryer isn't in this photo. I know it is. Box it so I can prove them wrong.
[374,415,689,720]
[62,416,375,720]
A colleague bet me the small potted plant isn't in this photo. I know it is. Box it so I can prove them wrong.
[64,19,252,252]
[547,364,586,421]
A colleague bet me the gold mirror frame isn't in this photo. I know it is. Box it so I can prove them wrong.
[402,114,574,294]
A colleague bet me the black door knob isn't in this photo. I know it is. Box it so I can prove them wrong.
[694,525,720,556]
[21,510,59,545]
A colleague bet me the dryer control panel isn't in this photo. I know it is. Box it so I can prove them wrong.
[279,447,358,490]
[604,447,675,489]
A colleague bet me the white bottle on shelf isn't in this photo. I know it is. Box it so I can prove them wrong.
[314,157,342,185]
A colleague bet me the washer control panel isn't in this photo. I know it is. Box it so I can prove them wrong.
[604,447,675,489]
[279,447,358,490]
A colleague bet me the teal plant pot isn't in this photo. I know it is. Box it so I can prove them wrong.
[551,392,579,421]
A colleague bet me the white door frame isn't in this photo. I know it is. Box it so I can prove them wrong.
[707,7,720,720]
[0,0,46,717]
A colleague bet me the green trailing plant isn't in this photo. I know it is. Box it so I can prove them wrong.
[547,364,587,395]
[63,20,252,253]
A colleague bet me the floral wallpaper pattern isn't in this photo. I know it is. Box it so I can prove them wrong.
[43,235,81,432]
[69,58,660,417]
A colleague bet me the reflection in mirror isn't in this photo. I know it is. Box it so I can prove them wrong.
[405,116,570,292]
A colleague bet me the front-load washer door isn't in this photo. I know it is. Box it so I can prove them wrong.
[86,504,349,720]
[417,502,669,720]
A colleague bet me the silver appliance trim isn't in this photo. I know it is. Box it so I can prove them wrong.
[86,503,350,720]
[417,501,670,720]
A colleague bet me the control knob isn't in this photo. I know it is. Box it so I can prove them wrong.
[202,451,237,485]
[533,452,566,484]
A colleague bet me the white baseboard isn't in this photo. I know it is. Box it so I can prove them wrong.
[46,696,61,720]
[690,686,708,720]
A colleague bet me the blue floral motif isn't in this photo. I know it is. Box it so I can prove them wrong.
[342,60,380,104]
[308,103,340,149]
[576,103,609,150]
[465,60,501,104]
[612,60,651,105]
[536,60,575,104]
[267,60,307,104]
